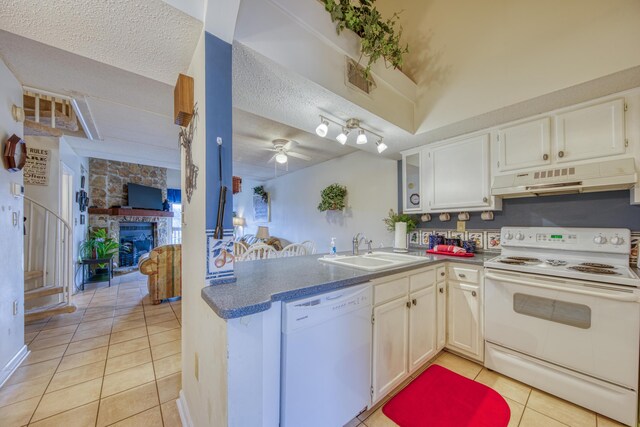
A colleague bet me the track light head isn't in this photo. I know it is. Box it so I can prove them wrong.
[336,128,349,145]
[356,129,368,145]
[376,139,388,153]
[315,118,329,137]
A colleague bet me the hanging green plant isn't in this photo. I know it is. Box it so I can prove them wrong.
[317,184,348,212]
[383,209,418,233]
[253,185,268,203]
[321,0,409,78]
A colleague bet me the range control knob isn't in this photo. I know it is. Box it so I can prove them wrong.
[515,232,525,241]
[610,236,625,245]
[593,235,607,245]
[504,232,513,240]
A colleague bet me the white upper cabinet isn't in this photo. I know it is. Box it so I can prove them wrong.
[401,148,423,212]
[426,134,492,211]
[497,118,551,172]
[555,98,626,163]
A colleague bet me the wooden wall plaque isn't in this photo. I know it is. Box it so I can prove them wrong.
[174,74,194,126]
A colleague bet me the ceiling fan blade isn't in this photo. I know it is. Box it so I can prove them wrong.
[284,140,298,151]
[267,153,278,164]
[288,151,311,161]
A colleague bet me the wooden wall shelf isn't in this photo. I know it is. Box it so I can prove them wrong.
[88,208,174,218]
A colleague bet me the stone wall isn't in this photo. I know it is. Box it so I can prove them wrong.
[89,158,167,209]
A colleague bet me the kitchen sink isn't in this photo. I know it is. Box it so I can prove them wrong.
[318,252,425,271]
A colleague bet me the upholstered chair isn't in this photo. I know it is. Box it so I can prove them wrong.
[138,244,182,304]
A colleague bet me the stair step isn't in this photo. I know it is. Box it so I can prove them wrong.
[25,270,44,281]
[25,303,77,322]
[24,286,65,301]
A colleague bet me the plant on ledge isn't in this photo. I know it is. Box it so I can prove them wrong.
[253,185,269,203]
[318,184,348,212]
[80,228,122,268]
[321,0,409,78]
[383,209,417,233]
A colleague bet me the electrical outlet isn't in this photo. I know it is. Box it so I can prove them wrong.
[13,300,18,316]
[456,221,466,232]
[194,352,199,381]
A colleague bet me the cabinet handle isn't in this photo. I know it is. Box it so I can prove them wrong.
[558,150,565,158]
[406,301,411,309]
[412,298,417,306]
[440,272,445,277]
[482,197,488,203]
[439,287,444,294]
[459,273,467,278]
[471,291,477,297]
[543,153,549,161]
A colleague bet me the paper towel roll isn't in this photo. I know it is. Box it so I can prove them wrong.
[394,222,408,252]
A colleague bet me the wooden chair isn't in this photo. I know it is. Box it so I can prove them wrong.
[301,240,316,255]
[281,243,308,258]
[240,244,278,261]
[233,242,248,260]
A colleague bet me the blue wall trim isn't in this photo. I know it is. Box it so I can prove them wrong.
[417,190,640,230]
[205,32,234,231]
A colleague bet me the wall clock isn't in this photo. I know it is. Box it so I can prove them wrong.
[3,134,27,172]
[410,193,420,206]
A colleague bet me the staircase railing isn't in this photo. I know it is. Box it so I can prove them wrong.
[24,195,73,307]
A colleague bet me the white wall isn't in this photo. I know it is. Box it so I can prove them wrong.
[232,178,263,236]
[234,151,398,252]
[0,57,26,384]
[167,167,181,189]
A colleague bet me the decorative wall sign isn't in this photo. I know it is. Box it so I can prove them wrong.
[206,229,236,284]
[23,147,50,185]
[253,193,270,222]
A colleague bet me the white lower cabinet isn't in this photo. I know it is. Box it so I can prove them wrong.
[447,280,483,361]
[436,276,447,351]
[408,284,437,373]
[371,296,409,403]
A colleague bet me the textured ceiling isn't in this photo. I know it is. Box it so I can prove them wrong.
[0,0,202,85]
[233,109,356,181]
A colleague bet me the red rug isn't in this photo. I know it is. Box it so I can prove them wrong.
[382,365,511,427]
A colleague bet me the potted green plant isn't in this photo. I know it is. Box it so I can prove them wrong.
[321,0,409,78]
[383,209,418,252]
[318,184,348,212]
[80,228,122,273]
[253,185,269,203]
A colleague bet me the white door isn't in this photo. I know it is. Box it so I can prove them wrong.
[555,98,626,163]
[447,281,482,360]
[427,134,491,210]
[372,296,409,403]
[497,118,552,171]
[408,284,437,373]
[402,148,422,212]
[436,281,446,351]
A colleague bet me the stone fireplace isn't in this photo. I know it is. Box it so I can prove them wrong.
[119,222,155,267]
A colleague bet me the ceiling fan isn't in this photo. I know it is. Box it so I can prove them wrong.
[266,139,312,165]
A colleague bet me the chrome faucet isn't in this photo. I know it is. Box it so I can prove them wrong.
[353,233,373,255]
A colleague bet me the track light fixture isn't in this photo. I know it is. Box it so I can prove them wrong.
[314,115,386,153]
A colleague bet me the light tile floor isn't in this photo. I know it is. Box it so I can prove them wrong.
[1,272,629,427]
[0,272,182,427]
[349,351,626,427]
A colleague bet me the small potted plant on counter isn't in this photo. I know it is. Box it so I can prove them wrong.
[383,209,417,252]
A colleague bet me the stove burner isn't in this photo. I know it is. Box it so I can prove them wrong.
[498,259,526,265]
[580,262,615,269]
[568,266,621,275]
[506,257,541,262]
[545,259,567,266]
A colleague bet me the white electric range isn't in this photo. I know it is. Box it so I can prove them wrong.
[484,227,640,427]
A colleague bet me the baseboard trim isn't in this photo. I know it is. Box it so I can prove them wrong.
[177,389,193,427]
[0,345,29,388]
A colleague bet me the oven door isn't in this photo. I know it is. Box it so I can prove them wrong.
[485,269,640,389]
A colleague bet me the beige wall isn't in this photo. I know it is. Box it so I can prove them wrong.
[180,32,230,427]
[377,0,640,133]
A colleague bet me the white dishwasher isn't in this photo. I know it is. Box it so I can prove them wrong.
[281,283,372,427]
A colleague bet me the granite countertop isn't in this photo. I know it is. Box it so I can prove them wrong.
[201,249,498,319]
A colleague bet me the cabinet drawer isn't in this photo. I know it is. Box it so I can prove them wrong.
[374,278,409,306]
[409,269,435,292]
[436,266,446,282]
[448,266,480,283]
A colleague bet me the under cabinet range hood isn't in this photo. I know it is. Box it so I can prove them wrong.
[492,158,637,197]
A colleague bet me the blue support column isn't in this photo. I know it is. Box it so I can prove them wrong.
[204,32,236,284]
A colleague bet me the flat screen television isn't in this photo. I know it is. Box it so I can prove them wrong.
[127,183,163,210]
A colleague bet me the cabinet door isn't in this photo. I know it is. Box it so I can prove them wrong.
[447,281,483,361]
[436,282,446,351]
[402,149,423,212]
[408,285,437,373]
[555,98,626,163]
[372,297,409,403]
[427,134,491,210]
[497,118,551,171]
